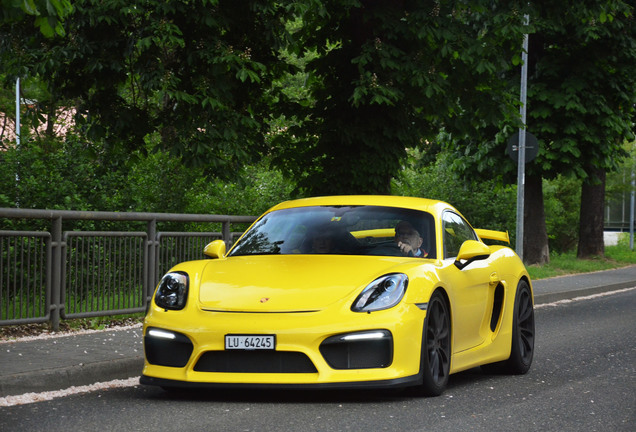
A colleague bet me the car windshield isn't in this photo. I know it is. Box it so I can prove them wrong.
[228,205,436,258]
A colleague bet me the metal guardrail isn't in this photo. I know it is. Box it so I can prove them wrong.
[0,208,257,330]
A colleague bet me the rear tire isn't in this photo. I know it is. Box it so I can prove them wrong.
[416,290,451,396]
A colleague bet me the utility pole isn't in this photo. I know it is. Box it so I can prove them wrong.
[16,77,20,146]
[515,16,529,262]
[15,77,21,208]
[630,165,634,250]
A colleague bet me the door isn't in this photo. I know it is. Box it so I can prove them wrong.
[442,211,491,352]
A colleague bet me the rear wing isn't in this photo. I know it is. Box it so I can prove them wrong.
[475,229,510,244]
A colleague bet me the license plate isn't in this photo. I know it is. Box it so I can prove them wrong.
[225,334,276,350]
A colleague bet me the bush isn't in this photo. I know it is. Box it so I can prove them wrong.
[543,175,581,253]
[392,150,517,238]
[0,133,295,225]
[184,161,295,217]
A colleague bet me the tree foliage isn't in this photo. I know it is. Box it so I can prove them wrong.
[272,0,529,195]
[1,0,73,37]
[0,132,293,221]
[443,0,636,262]
[1,0,293,176]
[2,0,634,262]
[530,1,635,259]
[445,1,635,182]
[527,1,635,180]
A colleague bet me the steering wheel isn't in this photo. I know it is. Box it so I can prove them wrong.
[367,240,405,257]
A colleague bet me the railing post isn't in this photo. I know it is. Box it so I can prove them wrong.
[50,216,62,331]
[222,220,231,248]
[146,219,157,302]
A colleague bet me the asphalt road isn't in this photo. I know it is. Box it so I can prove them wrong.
[1,289,635,432]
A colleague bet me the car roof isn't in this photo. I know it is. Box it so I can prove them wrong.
[267,195,458,215]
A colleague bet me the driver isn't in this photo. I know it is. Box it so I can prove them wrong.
[312,232,334,253]
[307,224,338,254]
[395,221,428,258]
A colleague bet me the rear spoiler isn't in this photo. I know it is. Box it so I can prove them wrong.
[475,229,510,244]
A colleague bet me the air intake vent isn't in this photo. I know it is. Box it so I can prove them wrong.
[194,351,317,373]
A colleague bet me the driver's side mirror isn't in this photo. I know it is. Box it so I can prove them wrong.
[204,239,226,259]
[454,240,490,270]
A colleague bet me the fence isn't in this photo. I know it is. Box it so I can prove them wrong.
[0,208,256,330]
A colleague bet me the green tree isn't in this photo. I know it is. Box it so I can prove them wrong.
[272,0,529,195]
[530,1,635,259]
[0,0,73,37]
[1,0,293,176]
[447,0,636,263]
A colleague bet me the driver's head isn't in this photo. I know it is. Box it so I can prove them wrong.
[395,221,423,250]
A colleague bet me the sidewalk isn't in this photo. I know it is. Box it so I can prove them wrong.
[1,266,636,398]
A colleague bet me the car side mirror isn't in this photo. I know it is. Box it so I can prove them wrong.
[454,240,490,270]
[203,239,226,259]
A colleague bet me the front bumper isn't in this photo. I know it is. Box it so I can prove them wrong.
[141,303,426,389]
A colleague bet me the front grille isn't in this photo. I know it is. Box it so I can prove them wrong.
[194,351,317,373]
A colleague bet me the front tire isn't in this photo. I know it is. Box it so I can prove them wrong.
[507,279,535,374]
[482,279,535,374]
[417,290,451,396]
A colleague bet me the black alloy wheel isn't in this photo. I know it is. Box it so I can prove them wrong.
[419,290,451,396]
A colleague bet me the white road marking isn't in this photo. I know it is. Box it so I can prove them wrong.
[535,286,636,308]
[0,377,140,407]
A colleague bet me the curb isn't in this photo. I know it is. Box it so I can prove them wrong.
[0,357,143,397]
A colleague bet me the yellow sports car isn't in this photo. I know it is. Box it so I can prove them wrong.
[141,196,534,396]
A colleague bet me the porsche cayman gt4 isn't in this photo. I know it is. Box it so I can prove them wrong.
[141,196,535,396]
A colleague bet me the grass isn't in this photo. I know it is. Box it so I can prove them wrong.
[63,313,144,331]
[1,291,144,321]
[0,313,144,339]
[527,241,636,280]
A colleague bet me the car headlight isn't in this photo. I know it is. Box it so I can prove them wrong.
[155,272,189,310]
[352,274,408,312]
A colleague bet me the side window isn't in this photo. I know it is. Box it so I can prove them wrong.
[443,212,477,259]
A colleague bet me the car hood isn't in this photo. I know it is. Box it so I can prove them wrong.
[196,254,412,312]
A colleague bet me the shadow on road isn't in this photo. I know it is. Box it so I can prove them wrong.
[138,367,504,404]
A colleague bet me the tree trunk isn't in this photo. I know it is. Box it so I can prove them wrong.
[523,171,550,265]
[577,167,606,258]
[45,101,56,137]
